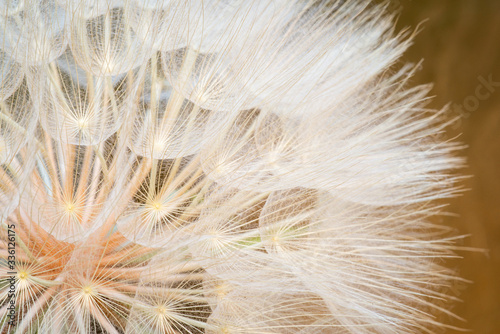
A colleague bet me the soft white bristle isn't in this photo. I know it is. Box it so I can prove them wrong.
[0,1,465,333]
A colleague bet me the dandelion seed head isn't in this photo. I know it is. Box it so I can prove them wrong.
[81,285,94,296]
[77,117,89,130]
[15,272,32,293]
[150,200,162,211]
[0,0,466,333]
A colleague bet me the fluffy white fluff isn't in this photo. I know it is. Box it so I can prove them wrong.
[0,0,464,333]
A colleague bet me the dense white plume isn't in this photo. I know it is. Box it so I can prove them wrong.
[0,0,464,333]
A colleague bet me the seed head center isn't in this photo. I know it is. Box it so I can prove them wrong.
[155,305,169,316]
[82,286,94,295]
[151,201,163,211]
[66,202,76,212]
[77,118,88,129]
[153,139,167,154]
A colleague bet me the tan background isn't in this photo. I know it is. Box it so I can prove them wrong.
[395,1,500,333]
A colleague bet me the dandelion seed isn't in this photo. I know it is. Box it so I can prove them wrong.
[0,0,465,333]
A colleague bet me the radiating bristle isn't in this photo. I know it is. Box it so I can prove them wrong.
[0,0,465,333]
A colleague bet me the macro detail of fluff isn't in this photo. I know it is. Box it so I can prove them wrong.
[0,0,465,333]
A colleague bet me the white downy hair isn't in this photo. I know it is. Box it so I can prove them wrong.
[0,0,465,333]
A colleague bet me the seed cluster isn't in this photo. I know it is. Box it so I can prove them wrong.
[0,1,463,333]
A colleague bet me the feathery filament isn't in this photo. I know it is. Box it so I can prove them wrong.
[0,0,464,333]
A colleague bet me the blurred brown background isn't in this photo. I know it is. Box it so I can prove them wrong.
[395,1,500,333]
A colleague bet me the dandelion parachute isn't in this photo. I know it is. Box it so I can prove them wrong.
[0,0,464,333]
